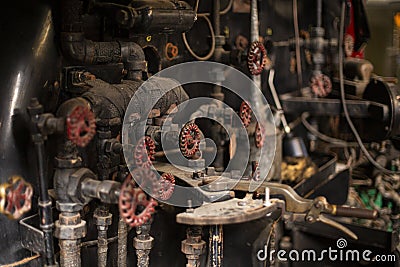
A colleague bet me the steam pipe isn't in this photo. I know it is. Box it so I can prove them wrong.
[35,140,58,267]
[210,0,226,171]
[27,98,58,267]
[317,0,322,29]
[134,220,154,267]
[118,218,128,267]
[213,0,221,37]
[61,0,146,76]
[94,206,112,267]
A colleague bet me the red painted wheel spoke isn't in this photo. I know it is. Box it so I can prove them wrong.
[248,41,267,75]
[66,105,96,147]
[119,169,159,227]
[1,177,33,219]
[179,123,201,158]
[240,101,252,127]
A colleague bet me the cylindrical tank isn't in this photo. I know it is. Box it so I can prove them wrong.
[0,0,60,264]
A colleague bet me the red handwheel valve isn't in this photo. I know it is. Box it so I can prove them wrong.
[134,136,156,169]
[66,105,96,147]
[248,41,267,75]
[239,101,252,128]
[310,74,332,98]
[179,123,201,158]
[119,168,159,227]
[159,173,175,200]
[0,176,33,220]
[254,122,265,148]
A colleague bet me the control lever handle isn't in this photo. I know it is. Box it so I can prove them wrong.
[331,205,378,220]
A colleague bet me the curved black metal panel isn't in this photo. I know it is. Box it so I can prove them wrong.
[0,0,60,264]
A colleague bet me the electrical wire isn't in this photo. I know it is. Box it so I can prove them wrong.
[182,0,233,60]
[182,14,216,61]
[301,112,358,146]
[338,1,400,174]
[293,0,303,89]
[194,0,200,14]
[0,254,40,267]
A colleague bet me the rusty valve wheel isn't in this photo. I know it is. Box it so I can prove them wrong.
[310,74,332,98]
[134,136,156,169]
[248,41,267,75]
[0,176,33,220]
[119,168,159,227]
[239,101,252,128]
[159,173,175,201]
[165,42,179,61]
[179,123,201,158]
[66,105,96,147]
[254,122,265,148]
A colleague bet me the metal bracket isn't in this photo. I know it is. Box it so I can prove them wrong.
[19,213,45,254]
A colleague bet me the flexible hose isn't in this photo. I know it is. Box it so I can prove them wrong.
[338,1,400,174]
[182,14,216,61]
[293,0,303,89]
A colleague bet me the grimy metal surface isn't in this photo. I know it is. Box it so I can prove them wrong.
[0,0,60,264]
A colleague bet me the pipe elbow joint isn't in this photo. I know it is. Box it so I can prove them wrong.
[61,32,88,64]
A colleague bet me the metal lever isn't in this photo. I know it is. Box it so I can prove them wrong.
[300,197,358,240]
[318,215,358,240]
[264,184,366,239]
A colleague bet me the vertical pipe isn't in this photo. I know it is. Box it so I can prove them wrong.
[250,0,259,43]
[94,206,112,267]
[28,99,57,266]
[59,239,81,267]
[212,0,223,96]
[210,0,226,171]
[118,218,128,267]
[97,227,108,267]
[55,210,86,267]
[250,0,261,87]
[317,0,322,28]
[182,226,205,267]
[293,0,303,88]
[212,0,221,37]
[134,221,154,267]
[35,141,57,266]
[209,225,223,267]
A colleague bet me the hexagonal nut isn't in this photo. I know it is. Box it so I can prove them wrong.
[181,239,206,255]
[54,220,87,240]
[134,236,154,250]
[56,202,83,213]
[94,212,112,226]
